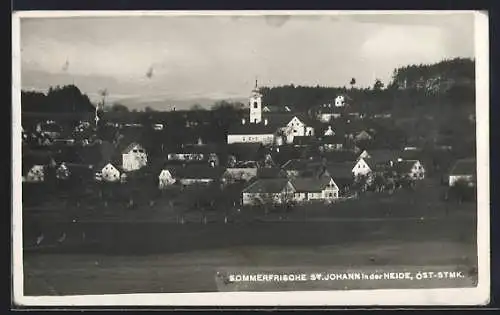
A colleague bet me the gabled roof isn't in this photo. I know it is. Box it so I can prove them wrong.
[263,112,314,127]
[166,165,225,180]
[363,150,400,165]
[449,158,476,176]
[242,178,291,194]
[394,160,420,174]
[324,162,356,179]
[320,150,358,162]
[291,176,334,193]
[121,141,145,154]
[282,159,310,171]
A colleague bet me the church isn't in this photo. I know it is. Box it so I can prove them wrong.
[227,81,315,146]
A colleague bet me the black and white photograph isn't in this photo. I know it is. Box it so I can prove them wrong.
[12,10,489,306]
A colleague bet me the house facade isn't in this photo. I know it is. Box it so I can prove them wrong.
[122,143,147,172]
[158,169,177,189]
[242,178,296,206]
[291,176,340,203]
[449,159,476,187]
[97,163,121,182]
[25,165,45,183]
[352,158,372,177]
[394,160,426,180]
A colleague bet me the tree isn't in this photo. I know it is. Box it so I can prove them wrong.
[110,103,129,112]
[350,78,356,89]
[373,79,385,91]
[144,106,155,113]
[190,104,205,111]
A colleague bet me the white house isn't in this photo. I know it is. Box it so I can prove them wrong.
[449,158,476,187]
[227,118,276,145]
[290,176,340,202]
[24,165,45,183]
[122,142,148,172]
[324,126,335,136]
[394,160,426,180]
[242,178,296,206]
[352,157,372,178]
[97,163,122,182]
[158,169,177,189]
[335,95,346,107]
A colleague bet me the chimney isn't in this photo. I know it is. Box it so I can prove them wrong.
[264,119,268,125]
[242,118,246,125]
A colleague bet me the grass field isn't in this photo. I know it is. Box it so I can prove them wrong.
[20,178,478,295]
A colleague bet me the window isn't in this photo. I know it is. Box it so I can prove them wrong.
[254,119,257,123]
[334,192,338,198]
[253,102,258,108]
[329,193,333,198]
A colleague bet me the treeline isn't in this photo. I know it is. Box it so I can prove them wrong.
[21,85,96,113]
[260,57,475,113]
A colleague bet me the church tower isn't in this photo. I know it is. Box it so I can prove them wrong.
[249,79,262,124]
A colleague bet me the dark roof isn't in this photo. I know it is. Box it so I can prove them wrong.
[228,121,277,135]
[242,178,291,194]
[263,105,289,113]
[225,143,263,161]
[394,160,419,174]
[324,162,355,179]
[364,150,401,165]
[282,159,310,171]
[293,136,315,146]
[166,165,225,180]
[256,167,287,179]
[176,144,219,155]
[291,176,333,193]
[399,149,424,161]
[450,159,476,176]
[320,150,358,162]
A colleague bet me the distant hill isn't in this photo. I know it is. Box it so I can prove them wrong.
[116,96,247,111]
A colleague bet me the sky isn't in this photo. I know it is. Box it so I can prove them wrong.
[19,12,476,109]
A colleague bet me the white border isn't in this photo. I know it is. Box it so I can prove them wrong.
[11,10,490,307]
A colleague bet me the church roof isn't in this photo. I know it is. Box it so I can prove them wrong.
[228,121,277,135]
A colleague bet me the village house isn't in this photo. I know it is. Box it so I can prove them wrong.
[55,162,94,182]
[281,159,312,178]
[121,142,148,172]
[393,160,426,180]
[167,142,220,167]
[317,135,345,152]
[22,151,57,183]
[352,149,400,178]
[448,158,476,187]
[160,164,226,187]
[316,105,343,123]
[323,125,335,136]
[227,118,277,145]
[290,176,340,203]
[316,161,355,193]
[242,178,296,206]
[224,142,265,166]
[354,130,374,142]
[95,162,122,182]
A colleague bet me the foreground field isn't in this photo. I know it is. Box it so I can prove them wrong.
[23,239,477,295]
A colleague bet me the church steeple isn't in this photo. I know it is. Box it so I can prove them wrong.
[249,78,262,124]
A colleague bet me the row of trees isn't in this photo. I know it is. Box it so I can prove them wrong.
[21,85,95,113]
